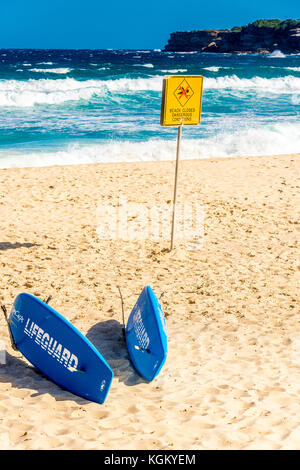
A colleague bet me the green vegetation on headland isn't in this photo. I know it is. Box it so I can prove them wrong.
[164,18,300,53]
[250,19,300,30]
[231,19,300,32]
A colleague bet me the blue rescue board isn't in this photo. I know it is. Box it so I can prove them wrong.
[8,293,113,404]
[126,286,167,381]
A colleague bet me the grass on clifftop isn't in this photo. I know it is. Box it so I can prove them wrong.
[231,19,300,32]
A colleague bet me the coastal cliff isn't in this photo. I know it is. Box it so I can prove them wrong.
[164,19,300,54]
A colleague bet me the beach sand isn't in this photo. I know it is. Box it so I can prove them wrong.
[0,153,299,450]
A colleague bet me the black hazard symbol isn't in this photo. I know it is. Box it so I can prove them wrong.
[174,79,194,106]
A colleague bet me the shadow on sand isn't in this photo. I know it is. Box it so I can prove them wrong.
[0,242,40,251]
[86,319,147,387]
[0,319,146,405]
[0,352,88,405]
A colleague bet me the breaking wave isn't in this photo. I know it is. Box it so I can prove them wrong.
[0,121,299,168]
[268,50,286,58]
[0,74,300,107]
[204,75,300,93]
[0,77,162,107]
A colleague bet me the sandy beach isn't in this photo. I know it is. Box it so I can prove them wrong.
[0,153,299,450]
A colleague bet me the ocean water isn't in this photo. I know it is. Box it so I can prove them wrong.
[0,48,299,168]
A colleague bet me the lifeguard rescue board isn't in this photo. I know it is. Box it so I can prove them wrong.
[125,286,167,381]
[8,293,113,404]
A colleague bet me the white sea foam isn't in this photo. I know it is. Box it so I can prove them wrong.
[284,67,300,72]
[203,75,300,93]
[0,121,299,168]
[0,77,163,107]
[133,63,154,68]
[203,66,220,72]
[0,74,299,108]
[203,66,232,72]
[30,68,72,74]
[160,69,187,73]
[268,50,286,58]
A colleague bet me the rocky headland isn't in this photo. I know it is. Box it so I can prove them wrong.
[164,19,300,54]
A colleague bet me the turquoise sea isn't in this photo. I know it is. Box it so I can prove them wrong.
[0,48,299,167]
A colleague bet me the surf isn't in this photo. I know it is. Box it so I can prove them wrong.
[203,75,300,93]
[0,76,163,107]
[0,74,299,108]
[1,121,299,168]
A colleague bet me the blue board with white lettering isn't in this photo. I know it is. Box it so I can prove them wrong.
[8,293,113,404]
[126,286,167,381]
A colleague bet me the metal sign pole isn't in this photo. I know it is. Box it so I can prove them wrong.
[170,123,182,251]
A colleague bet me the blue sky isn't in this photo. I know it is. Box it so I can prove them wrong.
[0,0,298,49]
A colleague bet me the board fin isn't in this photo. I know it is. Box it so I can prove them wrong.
[134,345,151,354]
[67,366,87,374]
[1,304,18,351]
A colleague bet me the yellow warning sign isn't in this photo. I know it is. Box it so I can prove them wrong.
[160,75,203,127]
